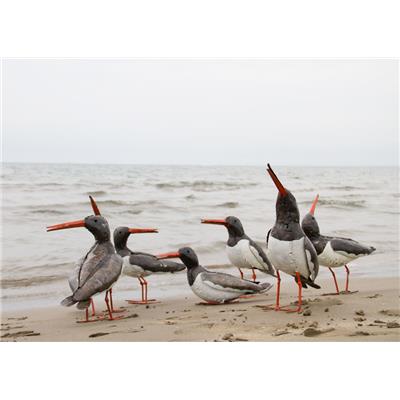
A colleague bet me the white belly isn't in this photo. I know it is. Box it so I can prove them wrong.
[226,241,253,270]
[191,273,240,303]
[267,236,309,277]
[122,257,152,278]
[318,242,355,268]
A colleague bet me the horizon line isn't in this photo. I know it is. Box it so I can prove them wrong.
[2,161,398,168]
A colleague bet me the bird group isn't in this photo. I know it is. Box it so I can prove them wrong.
[46,164,376,323]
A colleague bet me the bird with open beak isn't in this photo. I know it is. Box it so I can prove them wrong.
[302,194,376,294]
[46,196,125,322]
[265,164,320,313]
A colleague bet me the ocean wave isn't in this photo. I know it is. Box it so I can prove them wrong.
[86,190,107,196]
[1,275,66,289]
[154,180,258,192]
[299,199,366,208]
[215,201,239,208]
[31,209,68,215]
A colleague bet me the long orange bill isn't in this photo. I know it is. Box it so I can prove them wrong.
[128,228,158,234]
[201,219,227,225]
[267,163,287,196]
[156,252,180,260]
[89,195,101,216]
[46,219,85,232]
[309,194,319,215]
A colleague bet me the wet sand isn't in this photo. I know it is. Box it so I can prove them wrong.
[1,276,399,342]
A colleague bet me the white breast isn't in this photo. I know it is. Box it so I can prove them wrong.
[122,257,152,278]
[226,240,253,269]
[267,235,310,278]
[318,242,356,268]
[191,273,241,303]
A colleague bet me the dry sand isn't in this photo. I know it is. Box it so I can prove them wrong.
[1,276,399,342]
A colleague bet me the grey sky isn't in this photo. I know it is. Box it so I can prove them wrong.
[2,59,398,166]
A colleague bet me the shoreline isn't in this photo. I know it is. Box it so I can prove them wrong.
[1,276,399,342]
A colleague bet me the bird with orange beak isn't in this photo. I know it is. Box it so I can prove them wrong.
[156,247,272,304]
[46,196,125,323]
[302,194,376,294]
[201,216,275,281]
[113,226,185,304]
[265,164,320,313]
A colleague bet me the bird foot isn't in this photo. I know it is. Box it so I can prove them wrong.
[105,314,127,321]
[76,315,105,323]
[102,308,126,313]
[126,299,159,305]
[239,295,257,299]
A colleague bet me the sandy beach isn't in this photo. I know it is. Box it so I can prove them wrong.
[1,276,399,342]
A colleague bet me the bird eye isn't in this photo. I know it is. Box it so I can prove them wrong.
[94,219,98,223]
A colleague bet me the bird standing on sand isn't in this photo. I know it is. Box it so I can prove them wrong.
[113,226,185,304]
[302,194,376,294]
[201,216,276,281]
[265,164,320,313]
[156,247,273,304]
[47,211,124,323]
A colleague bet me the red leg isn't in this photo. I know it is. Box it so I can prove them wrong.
[109,288,125,313]
[275,272,303,313]
[238,268,244,279]
[344,265,350,292]
[329,268,340,294]
[251,268,257,282]
[126,276,159,305]
[275,270,281,310]
[76,303,105,323]
[105,290,125,320]
[90,298,96,316]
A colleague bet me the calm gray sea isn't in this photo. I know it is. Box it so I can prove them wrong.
[1,163,399,311]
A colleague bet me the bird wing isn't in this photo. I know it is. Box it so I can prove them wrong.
[128,253,185,273]
[73,254,122,301]
[330,238,375,257]
[201,271,268,294]
[247,239,276,276]
[304,236,319,281]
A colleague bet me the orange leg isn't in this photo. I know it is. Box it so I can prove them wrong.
[90,298,96,316]
[105,290,125,320]
[275,271,303,313]
[238,268,244,279]
[126,276,159,305]
[109,288,125,313]
[251,268,257,282]
[329,268,340,294]
[76,303,105,323]
[344,265,350,292]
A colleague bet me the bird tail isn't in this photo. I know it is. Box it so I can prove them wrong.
[61,295,77,307]
[259,282,273,293]
[76,300,91,310]
[297,276,321,289]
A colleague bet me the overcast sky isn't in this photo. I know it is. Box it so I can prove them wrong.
[2,59,398,165]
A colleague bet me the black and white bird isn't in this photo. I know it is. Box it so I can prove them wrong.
[157,247,273,304]
[201,216,276,281]
[302,194,376,294]
[114,226,185,304]
[47,212,124,323]
[265,164,320,313]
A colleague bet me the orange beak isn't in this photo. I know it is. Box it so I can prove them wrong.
[128,228,158,234]
[156,252,180,260]
[267,163,287,196]
[89,195,101,216]
[201,219,227,226]
[309,194,319,215]
[47,219,86,232]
